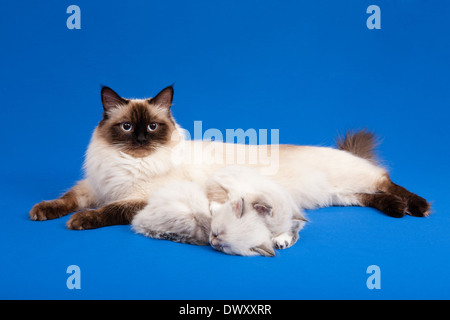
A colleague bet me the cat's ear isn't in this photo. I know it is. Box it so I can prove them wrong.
[148,85,174,109]
[250,244,275,257]
[231,198,244,219]
[252,201,272,217]
[101,86,128,113]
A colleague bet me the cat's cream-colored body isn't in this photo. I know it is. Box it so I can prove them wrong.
[83,127,387,210]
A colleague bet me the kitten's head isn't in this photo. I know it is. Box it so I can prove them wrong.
[97,86,179,157]
[209,198,275,257]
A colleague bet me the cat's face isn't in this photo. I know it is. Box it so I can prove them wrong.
[97,86,178,158]
[209,198,275,257]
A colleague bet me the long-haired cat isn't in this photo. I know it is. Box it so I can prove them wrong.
[29,86,430,232]
[131,166,307,256]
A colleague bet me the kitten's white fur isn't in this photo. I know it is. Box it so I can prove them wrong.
[132,166,305,256]
[209,198,274,256]
[207,166,306,236]
[132,180,211,245]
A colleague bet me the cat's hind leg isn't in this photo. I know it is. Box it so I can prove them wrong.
[353,175,430,218]
[332,190,408,218]
[357,193,408,218]
[377,176,431,217]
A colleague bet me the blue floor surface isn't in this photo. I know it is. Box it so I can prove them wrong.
[1,1,449,299]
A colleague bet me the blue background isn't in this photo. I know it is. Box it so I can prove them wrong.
[1,0,449,299]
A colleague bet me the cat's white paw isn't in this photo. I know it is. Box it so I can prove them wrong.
[272,232,296,249]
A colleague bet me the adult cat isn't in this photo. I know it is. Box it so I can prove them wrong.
[29,86,430,229]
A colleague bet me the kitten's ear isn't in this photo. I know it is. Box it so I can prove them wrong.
[101,86,128,113]
[231,198,244,219]
[253,202,272,217]
[148,85,174,109]
[251,244,275,257]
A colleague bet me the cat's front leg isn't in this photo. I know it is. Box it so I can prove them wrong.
[30,179,96,221]
[272,231,299,250]
[272,218,304,250]
[66,199,147,230]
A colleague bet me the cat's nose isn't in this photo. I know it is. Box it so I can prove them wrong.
[136,134,147,144]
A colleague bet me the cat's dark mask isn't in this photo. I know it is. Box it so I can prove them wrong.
[97,86,177,158]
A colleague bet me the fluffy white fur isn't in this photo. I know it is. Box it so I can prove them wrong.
[83,129,186,204]
[207,166,306,237]
[132,166,306,256]
[83,131,387,211]
[80,111,388,256]
[209,198,274,256]
[30,87,428,255]
[132,180,212,245]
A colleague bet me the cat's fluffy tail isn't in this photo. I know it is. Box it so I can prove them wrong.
[335,129,379,163]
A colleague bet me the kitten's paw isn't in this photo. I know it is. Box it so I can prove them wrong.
[272,232,298,249]
[66,210,100,230]
[29,200,70,221]
[406,195,431,217]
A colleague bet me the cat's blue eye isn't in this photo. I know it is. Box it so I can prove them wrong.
[148,122,158,131]
[121,122,133,132]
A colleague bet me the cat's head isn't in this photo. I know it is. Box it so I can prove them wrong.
[209,198,275,257]
[97,86,179,157]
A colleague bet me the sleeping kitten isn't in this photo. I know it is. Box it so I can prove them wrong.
[131,180,277,256]
[131,166,307,256]
[206,165,307,250]
[209,198,276,256]
[29,85,430,233]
